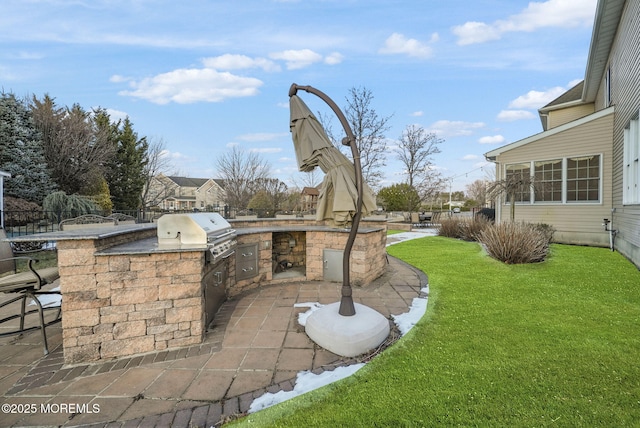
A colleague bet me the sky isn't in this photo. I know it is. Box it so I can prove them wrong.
[0,0,599,192]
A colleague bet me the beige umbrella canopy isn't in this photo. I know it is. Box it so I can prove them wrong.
[290,94,376,227]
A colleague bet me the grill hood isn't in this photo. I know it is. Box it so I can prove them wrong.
[157,213,234,246]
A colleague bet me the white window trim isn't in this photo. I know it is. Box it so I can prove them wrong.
[623,112,640,205]
[503,153,603,206]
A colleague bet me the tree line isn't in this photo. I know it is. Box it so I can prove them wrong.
[0,91,148,213]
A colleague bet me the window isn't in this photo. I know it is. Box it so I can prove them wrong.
[604,66,612,108]
[505,163,531,203]
[623,115,640,204]
[504,155,601,205]
[566,155,600,202]
[534,159,562,202]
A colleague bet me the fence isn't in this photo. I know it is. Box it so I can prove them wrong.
[0,207,317,237]
[2,210,140,237]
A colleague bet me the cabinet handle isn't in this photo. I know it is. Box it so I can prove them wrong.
[242,252,253,257]
[242,267,254,272]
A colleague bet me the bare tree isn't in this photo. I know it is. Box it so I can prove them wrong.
[248,177,289,216]
[487,172,534,221]
[215,146,271,210]
[466,179,488,207]
[289,169,321,190]
[395,124,444,203]
[140,137,175,214]
[321,87,392,190]
[31,96,116,194]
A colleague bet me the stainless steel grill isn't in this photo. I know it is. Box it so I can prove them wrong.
[157,212,237,263]
[157,212,237,329]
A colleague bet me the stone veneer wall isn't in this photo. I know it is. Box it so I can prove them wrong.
[232,219,387,296]
[57,228,206,365]
[56,219,388,364]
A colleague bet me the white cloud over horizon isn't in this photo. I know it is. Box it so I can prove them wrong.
[497,110,537,121]
[378,33,436,59]
[479,135,506,144]
[117,67,264,104]
[452,0,597,45]
[428,120,485,138]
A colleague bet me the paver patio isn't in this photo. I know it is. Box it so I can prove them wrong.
[0,255,426,427]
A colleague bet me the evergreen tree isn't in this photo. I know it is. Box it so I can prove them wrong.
[0,92,56,202]
[105,118,148,210]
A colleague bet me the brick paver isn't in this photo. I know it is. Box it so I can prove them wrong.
[0,255,427,427]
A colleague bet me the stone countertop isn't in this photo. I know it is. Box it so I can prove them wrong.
[99,225,385,256]
[6,224,157,242]
[234,225,384,235]
[7,223,384,256]
[96,237,207,255]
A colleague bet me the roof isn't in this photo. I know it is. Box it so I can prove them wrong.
[485,106,614,160]
[488,0,625,160]
[166,176,210,188]
[301,186,319,196]
[540,80,584,110]
[582,0,626,102]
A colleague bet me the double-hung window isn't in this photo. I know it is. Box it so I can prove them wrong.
[534,159,563,202]
[505,163,531,203]
[566,155,600,202]
[623,115,640,204]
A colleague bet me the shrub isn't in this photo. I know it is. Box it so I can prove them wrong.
[532,222,555,243]
[437,216,462,238]
[438,216,491,242]
[478,221,550,264]
[459,216,492,242]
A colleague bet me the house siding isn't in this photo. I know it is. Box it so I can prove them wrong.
[547,103,595,129]
[495,111,614,247]
[606,0,640,266]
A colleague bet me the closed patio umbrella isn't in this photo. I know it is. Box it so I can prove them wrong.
[288,84,390,351]
[289,94,376,227]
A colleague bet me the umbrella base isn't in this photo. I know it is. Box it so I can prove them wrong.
[305,302,390,357]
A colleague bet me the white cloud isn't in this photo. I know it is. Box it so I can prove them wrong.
[410,111,424,117]
[478,135,506,144]
[237,132,289,142]
[118,68,263,104]
[452,0,597,45]
[508,86,566,109]
[105,108,129,122]
[427,120,485,137]
[201,54,280,72]
[249,147,283,154]
[269,49,323,70]
[497,110,536,121]
[109,74,130,83]
[452,22,501,46]
[378,33,433,59]
[324,52,344,65]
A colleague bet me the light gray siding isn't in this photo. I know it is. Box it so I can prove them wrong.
[603,0,640,266]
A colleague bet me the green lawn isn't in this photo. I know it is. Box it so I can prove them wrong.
[386,229,405,235]
[230,237,640,427]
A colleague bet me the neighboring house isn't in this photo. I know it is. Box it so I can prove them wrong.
[300,186,319,211]
[485,0,640,267]
[146,174,226,211]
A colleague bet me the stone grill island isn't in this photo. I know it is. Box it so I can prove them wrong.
[10,216,387,365]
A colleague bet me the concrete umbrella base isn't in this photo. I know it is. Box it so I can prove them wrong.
[305,302,390,357]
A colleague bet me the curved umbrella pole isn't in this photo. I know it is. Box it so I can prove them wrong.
[289,83,361,316]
